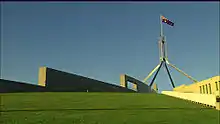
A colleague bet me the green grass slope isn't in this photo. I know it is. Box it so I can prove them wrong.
[0,92,219,124]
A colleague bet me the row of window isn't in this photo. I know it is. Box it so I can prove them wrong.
[199,81,219,94]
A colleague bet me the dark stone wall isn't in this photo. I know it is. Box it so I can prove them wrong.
[0,67,136,93]
[137,81,155,93]
[123,75,154,93]
[45,68,135,92]
[0,79,46,93]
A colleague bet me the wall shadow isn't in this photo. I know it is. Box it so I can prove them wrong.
[1,107,212,113]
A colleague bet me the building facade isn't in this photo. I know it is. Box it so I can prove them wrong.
[173,76,220,96]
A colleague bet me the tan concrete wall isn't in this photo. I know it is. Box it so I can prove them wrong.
[119,74,154,93]
[173,76,220,96]
[120,74,127,87]
[38,67,46,87]
[162,91,218,109]
[133,83,137,91]
[153,83,158,93]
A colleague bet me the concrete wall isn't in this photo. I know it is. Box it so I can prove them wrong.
[0,79,46,93]
[1,67,153,93]
[173,76,220,96]
[153,84,158,92]
[38,67,46,87]
[38,67,135,92]
[120,74,154,93]
[162,91,220,110]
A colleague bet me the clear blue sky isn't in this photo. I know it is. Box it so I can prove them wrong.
[1,2,219,92]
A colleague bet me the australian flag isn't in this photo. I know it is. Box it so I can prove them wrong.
[161,16,174,26]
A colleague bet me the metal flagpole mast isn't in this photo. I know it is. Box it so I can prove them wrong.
[149,15,176,88]
[159,15,164,62]
[160,14,163,37]
[160,15,166,61]
[160,15,165,63]
[144,15,198,89]
[149,15,165,87]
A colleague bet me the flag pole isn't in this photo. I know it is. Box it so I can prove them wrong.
[160,15,163,37]
[159,15,165,62]
[159,14,163,62]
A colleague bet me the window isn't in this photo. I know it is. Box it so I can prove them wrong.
[219,81,220,90]
[216,82,219,91]
[200,86,202,94]
[205,84,208,94]
[208,83,212,94]
[202,85,205,94]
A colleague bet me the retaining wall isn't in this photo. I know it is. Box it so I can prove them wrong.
[162,91,220,110]
[0,79,46,93]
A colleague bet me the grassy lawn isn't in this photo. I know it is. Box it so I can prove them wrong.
[0,92,219,124]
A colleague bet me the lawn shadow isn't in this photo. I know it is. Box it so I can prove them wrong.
[1,107,212,112]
